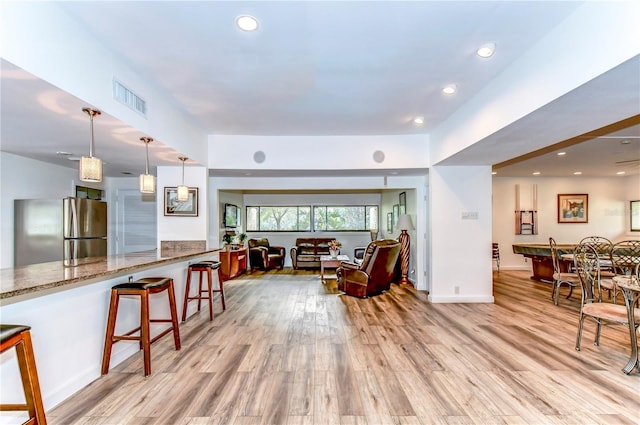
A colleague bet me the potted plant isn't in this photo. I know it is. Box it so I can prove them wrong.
[237,232,248,247]
[222,233,233,250]
[328,239,342,258]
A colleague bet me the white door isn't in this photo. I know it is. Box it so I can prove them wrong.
[116,189,157,254]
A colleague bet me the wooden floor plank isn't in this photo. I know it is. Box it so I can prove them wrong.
[45,269,640,424]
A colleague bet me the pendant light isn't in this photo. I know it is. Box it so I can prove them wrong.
[139,137,155,193]
[177,156,189,201]
[79,107,102,182]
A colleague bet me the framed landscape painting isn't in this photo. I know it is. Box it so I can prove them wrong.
[399,191,406,214]
[393,204,399,228]
[164,187,198,216]
[557,194,588,223]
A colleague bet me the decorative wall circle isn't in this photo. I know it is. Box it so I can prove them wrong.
[373,150,385,163]
[253,151,266,164]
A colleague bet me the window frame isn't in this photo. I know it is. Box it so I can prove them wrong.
[245,204,379,233]
[245,205,311,232]
[631,200,640,232]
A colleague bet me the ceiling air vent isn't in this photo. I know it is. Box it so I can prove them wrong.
[113,79,147,117]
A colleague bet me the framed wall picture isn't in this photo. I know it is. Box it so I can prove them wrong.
[557,194,588,223]
[393,204,399,228]
[387,212,393,233]
[164,187,198,216]
[224,203,239,228]
[399,191,406,214]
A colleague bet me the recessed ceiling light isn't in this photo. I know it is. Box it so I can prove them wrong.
[390,171,399,175]
[491,171,497,175]
[56,151,72,156]
[477,42,496,58]
[621,140,631,145]
[236,15,258,31]
[413,116,424,125]
[532,171,541,175]
[557,152,566,156]
[442,84,457,95]
[617,171,626,175]
[573,171,582,175]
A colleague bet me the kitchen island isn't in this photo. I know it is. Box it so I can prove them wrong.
[0,247,220,412]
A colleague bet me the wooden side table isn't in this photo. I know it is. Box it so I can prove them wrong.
[220,247,248,280]
[320,254,350,282]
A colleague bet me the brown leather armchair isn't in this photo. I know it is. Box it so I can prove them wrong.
[336,239,401,298]
[248,238,285,271]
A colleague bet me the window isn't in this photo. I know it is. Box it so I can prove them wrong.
[246,205,379,232]
[314,205,378,231]
[631,200,640,232]
[246,206,311,231]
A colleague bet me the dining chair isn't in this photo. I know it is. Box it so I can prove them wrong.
[549,237,580,305]
[610,240,640,276]
[579,235,616,300]
[492,243,500,272]
[574,243,639,351]
[578,236,613,257]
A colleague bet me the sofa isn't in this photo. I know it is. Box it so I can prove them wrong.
[290,238,336,269]
[248,238,285,271]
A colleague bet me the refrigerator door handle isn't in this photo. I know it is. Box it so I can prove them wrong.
[64,239,78,266]
[64,197,80,239]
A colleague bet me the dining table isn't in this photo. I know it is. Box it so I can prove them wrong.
[612,275,640,374]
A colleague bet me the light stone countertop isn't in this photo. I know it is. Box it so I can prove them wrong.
[0,248,219,302]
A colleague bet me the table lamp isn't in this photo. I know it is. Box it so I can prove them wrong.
[396,214,414,285]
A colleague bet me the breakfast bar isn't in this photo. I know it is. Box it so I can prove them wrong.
[0,247,219,410]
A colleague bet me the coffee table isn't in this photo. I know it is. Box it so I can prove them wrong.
[320,254,350,282]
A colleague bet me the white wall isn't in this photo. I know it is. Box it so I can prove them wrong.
[156,165,209,247]
[429,166,493,303]
[209,134,429,172]
[492,175,640,271]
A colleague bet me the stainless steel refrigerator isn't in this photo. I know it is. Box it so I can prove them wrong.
[14,197,108,266]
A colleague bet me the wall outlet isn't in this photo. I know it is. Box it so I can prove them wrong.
[454,286,460,294]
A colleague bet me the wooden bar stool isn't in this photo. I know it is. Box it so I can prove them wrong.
[101,277,181,377]
[0,324,47,425]
[182,261,225,322]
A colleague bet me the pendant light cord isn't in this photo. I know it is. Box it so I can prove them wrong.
[82,107,101,158]
[89,113,95,158]
[179,156,188,185]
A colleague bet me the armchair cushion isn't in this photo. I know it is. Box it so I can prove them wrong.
[248,238,270,248]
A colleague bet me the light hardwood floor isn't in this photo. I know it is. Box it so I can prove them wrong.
[46,270,639,425]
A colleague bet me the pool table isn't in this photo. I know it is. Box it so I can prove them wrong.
[512,243,576,282]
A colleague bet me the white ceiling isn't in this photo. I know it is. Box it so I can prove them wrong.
[1,1,638,178]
